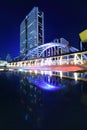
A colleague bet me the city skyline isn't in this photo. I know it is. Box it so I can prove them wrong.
[0,0,87,59]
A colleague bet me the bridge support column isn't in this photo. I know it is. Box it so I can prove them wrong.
[74,54,77,64]
[67,55,69,64]
[81,54,83,64]
[59,56,62,65]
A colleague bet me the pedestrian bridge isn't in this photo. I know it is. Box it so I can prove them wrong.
[0,60,8,67]
[7,50,87,72]
[7,42,87,72]
[24,42,81,59]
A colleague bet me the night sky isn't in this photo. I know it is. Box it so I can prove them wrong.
[0,0,87,59]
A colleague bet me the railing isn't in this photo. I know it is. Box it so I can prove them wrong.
[7,51,87,68]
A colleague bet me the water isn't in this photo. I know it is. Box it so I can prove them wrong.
[0,70,87,130]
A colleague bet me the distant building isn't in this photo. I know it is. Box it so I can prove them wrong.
[20,7,44,57]
[45,38,69,57]
[58,38,69,54]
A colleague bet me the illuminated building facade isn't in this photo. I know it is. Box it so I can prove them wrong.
[53,38,69,55]
[45,38,69,57]
[20,18,27,55]
[20,7,44,56]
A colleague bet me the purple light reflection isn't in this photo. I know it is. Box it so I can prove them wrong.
[38,83,61,90]
[26,75,65,91]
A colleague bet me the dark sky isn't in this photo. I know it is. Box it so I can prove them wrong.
[0,0,87,59]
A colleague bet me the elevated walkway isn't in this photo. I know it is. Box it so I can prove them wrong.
[0,60,8,67]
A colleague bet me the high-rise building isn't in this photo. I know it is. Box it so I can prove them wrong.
[20,18,27,55]
[20,7,44,56]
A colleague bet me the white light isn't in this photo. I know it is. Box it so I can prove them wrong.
[44,71,52,76]
[74,72,78,81]
[74,54,77,64]
[34,70,37,74]
[29,70,32,73]
[49,71,52,76]
[60,71,63,78]
[41,71,44,75]
[48,59,52,65]
[18,69,24,72]
[59,57,62,65]
[9,68,13,71]
[0,68,4,71]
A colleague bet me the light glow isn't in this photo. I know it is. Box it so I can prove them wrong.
[18,68,24,72]
[74,72,78,81]
[42,83,59,90]
[60,71,63,78]
[8,68,14,71]
[74,54,77,64]
[0,68,4,71]
[41,71,44,75]
[26,74,66,91]
[34,70,37,74]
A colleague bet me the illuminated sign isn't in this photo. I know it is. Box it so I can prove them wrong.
[79,29,87,43]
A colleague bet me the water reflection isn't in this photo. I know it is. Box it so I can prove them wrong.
[26,73,79,91]
[1,71,87,130]
[18,71,83,130]
[19,75,44,129]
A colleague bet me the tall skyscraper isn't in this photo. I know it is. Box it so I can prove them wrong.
[20,7,44,56]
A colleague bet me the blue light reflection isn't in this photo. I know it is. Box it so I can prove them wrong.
[26,74,65,91]
[41,83,61,90]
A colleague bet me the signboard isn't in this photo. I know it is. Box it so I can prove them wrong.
[79,29,87,43]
